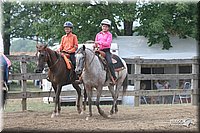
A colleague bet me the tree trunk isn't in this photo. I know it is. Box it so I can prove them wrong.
[3,34,11,55]
[112,21,121,36]
[3,3,11,55]
[124,20,133,36]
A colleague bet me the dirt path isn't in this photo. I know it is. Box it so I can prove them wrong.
[2,103,198,132]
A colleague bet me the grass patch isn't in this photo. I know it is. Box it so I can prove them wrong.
[4,98,55,112]
[8,80,42,92]
[5,80,53,112]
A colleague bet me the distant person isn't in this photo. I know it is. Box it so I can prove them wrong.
[155,80,164,89]
[155,80,164,104]
[164,81,170,89]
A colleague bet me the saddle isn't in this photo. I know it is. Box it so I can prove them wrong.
[95,50,125,84]
[95,50,125,72]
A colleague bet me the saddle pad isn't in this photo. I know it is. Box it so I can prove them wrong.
[112,54,124,70]
[61,53,72,70]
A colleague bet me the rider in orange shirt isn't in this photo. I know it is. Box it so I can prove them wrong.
[57,21,78,69]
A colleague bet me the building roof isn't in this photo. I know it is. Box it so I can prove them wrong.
[112,36,198,59]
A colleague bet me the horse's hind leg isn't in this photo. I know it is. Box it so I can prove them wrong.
[96,86,108,118]
[72,83,83,114]
[114,83,121,114]
[108,85,117,115]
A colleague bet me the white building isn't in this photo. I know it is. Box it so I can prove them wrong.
[113,35,198,91]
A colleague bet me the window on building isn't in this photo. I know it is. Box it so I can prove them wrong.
[152,67,164,74]
[179,66,192,74]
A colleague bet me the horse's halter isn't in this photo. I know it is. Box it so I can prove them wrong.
[77,48,95,70]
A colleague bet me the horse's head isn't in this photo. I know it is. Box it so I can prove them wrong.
[35,43,48,73]
[75,45,86,75]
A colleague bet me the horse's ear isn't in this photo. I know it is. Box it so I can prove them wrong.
[36,43,47,51]
[83,45,85,51]
[44,44,48,49]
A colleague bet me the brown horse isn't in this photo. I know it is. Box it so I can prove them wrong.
[35,44,82,118]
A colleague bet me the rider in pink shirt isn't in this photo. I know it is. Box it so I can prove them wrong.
[95,30,112,50]
[94,19,117,84]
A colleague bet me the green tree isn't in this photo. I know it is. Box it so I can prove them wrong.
[2,2,40,55]
[136,2,197,50]
[33,1,137,44]
[2,1,197,54]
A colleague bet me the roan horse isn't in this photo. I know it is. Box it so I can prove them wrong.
[35,43,83,118]
[75,45,128,118]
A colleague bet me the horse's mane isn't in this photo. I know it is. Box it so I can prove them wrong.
[85,48,95,54]
[46,47,61,59]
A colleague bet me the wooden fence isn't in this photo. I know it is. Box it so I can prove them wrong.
[5,55,199,111]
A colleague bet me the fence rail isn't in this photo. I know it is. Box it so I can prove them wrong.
[7,89,197,99]
[5,55,199,110]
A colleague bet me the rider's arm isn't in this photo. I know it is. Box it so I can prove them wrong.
[58,36,65,52]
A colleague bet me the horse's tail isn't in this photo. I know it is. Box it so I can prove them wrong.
[122,74,128,96]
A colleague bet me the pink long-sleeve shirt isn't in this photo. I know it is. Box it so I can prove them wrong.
[95,31,112,50]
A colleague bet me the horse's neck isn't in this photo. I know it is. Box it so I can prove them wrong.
[85,50,104,73]
[46,48,59,69]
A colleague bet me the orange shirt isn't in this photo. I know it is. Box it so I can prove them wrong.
[59,33,78,53]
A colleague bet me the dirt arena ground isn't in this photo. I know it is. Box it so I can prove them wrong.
[1,99,199,132]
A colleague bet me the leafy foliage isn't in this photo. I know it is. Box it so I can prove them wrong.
[135,2,197,50]
[2,1,198,53]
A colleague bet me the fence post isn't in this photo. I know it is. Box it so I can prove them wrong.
[191,56,199,106]
[134,57,141,107]
[20,55,27,111]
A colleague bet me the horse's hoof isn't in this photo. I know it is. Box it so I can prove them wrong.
[78,110,82,114]
[51,113,55,118]
[56,112,60,116]
[110,110,114,115]
[86,117,89,121]
[103,115,108,118]
[80,111,84,115]
[108,115,112,118]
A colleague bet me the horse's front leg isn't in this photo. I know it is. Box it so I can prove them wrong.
[85,85,92,120]
[51,84,62,118]
[96,86,108,118]
[72,83,83,114]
